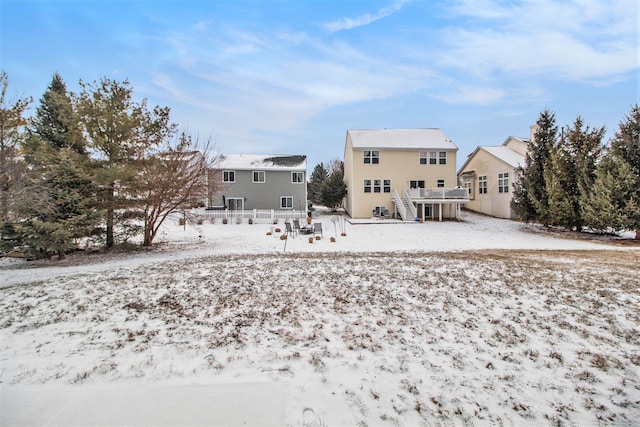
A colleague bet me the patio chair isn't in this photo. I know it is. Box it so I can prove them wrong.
[284,221,296,238]
[293,219,302,234]
[312,222,323,238]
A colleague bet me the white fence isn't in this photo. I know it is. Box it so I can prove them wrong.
[194,209,307,224]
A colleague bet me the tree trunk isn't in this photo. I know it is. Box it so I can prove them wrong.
[636,228,639,240]
[105,185,115,248]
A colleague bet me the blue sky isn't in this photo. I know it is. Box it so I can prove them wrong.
[2,0,638,170]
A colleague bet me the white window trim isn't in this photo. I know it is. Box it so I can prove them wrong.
[227,197,243,211]
[222,170,235,183]
[291,171,304,184]
[252,171,266,183]
[363,150,379,164]
[478,175,488,194]
[280,196,293,209]
[439,152,447,165]
[364,179,372,193]
[498,172,509,193]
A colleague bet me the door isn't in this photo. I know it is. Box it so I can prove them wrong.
[227,198,244,211]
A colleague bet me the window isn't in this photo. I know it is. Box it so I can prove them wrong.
[373,179,381,193]
[437,179,445,188]
[364,179,372,193]
[280,196,293,209]
[439,152,447,165]
[410,180,425,189]
[364,150,379,164]
[292,171,304,183]
[429,152,437,165]
[420,151,428,165]
[222,170,235,183]
[498,172,509,193]
[383,179,391,193]
[252,171,265,183]
[478,176,487,194]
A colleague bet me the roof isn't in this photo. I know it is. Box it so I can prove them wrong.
[457,144,526,175]
[347,128,458,150]
[217,154,307,171]
[482,146,525,168]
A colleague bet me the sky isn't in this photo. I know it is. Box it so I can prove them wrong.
[1,0,638,170]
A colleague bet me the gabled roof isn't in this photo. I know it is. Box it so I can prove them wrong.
[347,128,458,150]
[482,146,525,168]
[502,136,530,146]
[217,154,306,171]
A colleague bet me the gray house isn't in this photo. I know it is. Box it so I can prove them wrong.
[208,154,307,211]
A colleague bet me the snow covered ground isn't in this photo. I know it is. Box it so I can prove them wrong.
[1,210,638,426]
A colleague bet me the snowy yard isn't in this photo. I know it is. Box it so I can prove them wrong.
[1,211,639,426]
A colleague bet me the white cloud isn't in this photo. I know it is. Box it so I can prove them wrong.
[438,0,639,84]
[323,0,410,33]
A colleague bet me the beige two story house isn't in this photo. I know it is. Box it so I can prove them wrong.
[343,128,468,221]
[457,136,529,219]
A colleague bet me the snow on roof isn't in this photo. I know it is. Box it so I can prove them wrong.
[347,128,458,150]
[482,146,525,168]
[217,154,307,171]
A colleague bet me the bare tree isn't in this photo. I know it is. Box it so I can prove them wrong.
[137,132,220,246]
[0,71,31,222]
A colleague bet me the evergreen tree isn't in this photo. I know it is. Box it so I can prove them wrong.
[308,162,328,205]
[511,109,557,225]
[76,77,176,248]
[510,166,536,223]
[545,145,575,228]
[16,73,97,259]
[0,71,31,223]
[548,117,604,230]
[321,170,347,210]
[582,152,639,234]
[609,104,640,238]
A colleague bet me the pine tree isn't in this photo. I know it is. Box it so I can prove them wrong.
[321,170,347,210]
[76,77,176,248]
[308,163,328,205]
[582,152,639,234]
[548,117,604,230]
[609,104,640,239]
[545,145,575,228]
[16,73,97,259]
[511,109,557,225]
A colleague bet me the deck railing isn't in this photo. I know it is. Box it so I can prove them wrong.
[392,189,407,220]
[405,188,469,200]
[403,189,418,219]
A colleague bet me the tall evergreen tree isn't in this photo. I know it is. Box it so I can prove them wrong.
[321,169,347,210]
[76,77,176,248]
[16,73,97,259]
[582,152,639,234]
[0,71,31,223]
[547,117,604,230]
[607,104,640,238]
[545,145,575,228]
[308,163,328,205]
[511,109,557,225]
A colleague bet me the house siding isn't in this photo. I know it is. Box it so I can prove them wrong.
[345,130,459,219]
[209,154,307,211]
[458,149,518,219]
